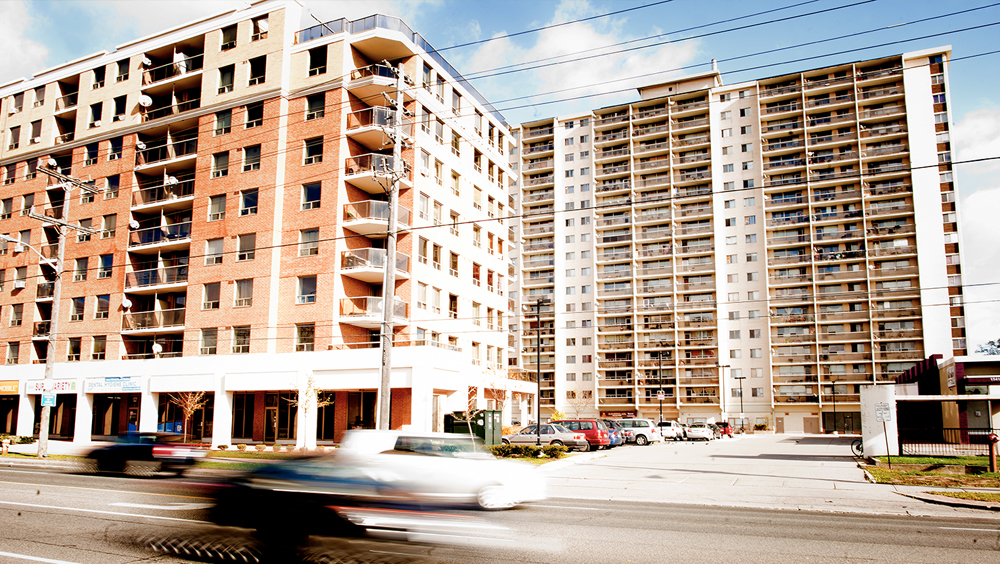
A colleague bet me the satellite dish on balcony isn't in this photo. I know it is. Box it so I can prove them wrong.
[129,219,140,229]
[165,176,178,185]
[121,297,133,310]
[138,95,153,108]
[257,19,269,32]
[46,158,58,168]
[142,56,152,67]
[151,343,163,355]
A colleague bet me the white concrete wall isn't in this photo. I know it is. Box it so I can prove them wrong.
[860,384,899,456]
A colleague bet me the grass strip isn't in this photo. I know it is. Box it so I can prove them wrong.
[927,491,1000,503]
[868,467,1000,487]
[873,456,989,466]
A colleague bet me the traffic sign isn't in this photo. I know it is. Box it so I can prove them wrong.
[656,391,665,401]
[875,402,891,423]
[41,393,56,407]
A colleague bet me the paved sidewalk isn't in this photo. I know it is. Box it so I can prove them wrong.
[542,434,1000,518]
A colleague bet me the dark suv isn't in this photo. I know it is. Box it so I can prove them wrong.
[550,419,611,451]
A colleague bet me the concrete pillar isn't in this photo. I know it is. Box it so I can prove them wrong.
[139,388,159,433]
[16,393,35,437]
[409,378,432,432]
[213,390,233,449]
[73,392,93,445]
[860,384,899,456]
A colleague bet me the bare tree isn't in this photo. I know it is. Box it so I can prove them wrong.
[284,375,334,415]
[976,339,1000,355]
[566,390,592,418]
[168,391,209,443]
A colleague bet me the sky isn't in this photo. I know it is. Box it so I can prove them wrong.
[1,0,998,350]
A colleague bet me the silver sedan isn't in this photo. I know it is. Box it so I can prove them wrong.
[502,424,590,451]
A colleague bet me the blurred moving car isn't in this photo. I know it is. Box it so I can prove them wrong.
[602,419,626,448]
[615,418,662,445]
[685,423,714,441]
[550,419,612,451]
[502,424,590,451]
[657,420,684,441]
[713,421,734,438]
[85,432,206,476]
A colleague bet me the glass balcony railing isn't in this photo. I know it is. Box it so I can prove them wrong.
[339,296,408,319]
[121,308,186,331]
[125,265,189,289]
[128,222,192,247]
[341,248,409,273]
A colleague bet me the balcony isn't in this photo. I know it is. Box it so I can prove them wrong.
[342,200,411,237]
[764,101,801,115]
[595,130,629,144]
[523,126,555,140]
[128,222,192,250]
[54,92,78,114]
[523,158,555,172]
[760,84,801,98]
[860,106,905,120]
[523,174,555,188]
[341,249,410,283]
[763,138,805,153]
[804,74,854,90]
[131,179,195,210]
[135,138,198,169]
[522,189,554,204]
[344,153,411,194]
[339,297,408,329]
[33,321,50,338]
[122,308,186,332]
[346,107,413,149]
[348,64,401,104]
[595,147,630,161]
[143,97,202,122]
[523,143,554,156]
[141,54,204,91]
[633,123,669,139]
[125,265,189,291]
[672,117,709,130]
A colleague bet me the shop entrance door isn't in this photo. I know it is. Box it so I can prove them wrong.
[264,406,278,443]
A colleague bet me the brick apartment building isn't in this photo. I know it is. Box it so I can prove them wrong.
[0,0,527,447]
[509,48,968,433]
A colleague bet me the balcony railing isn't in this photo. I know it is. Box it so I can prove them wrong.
[347,106,413,136]
[142,54,204,86]
[350,63,395,81]
[122,308,186,331]
[340,296,408,319]
[136,138,198,166]
[144,98,202,121]
[55,92,78,112]
[125,265,189,289]
[343,200,411,225]
[345,153,408,178]
[129,222,192,247]
[131,179,195,207]
[342,248,410,273]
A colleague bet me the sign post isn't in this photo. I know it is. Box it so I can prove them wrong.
[875,402,891,469]
[40,393,56,407]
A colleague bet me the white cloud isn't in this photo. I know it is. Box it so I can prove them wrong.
[0,0,50,83]
[953,105,1000,197]
[959,186,1000,350]
[455,0,700,123]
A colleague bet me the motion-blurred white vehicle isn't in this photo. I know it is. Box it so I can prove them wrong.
[685,423,714,441]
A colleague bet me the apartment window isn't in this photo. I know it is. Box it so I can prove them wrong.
[726,236,737,245]
[299,229,319,256]
[724,181,735,191]
[195,328,219,356]
[565,137,575,146]
[101,214,116,238]
[97,254,113,279]
[746,252,758,262]
[209,195,226,221]
[582,285,592,294]
[748,291,759,300]
[931,73,945,85]
[729,331,741,339]
[566,287,576,295]
[248,56,266,85]
[302,183,321,210]
[580,134,589,143]
[565,218,575,227]
[742,161,753,170]
[740,126,752,134]
[741,143,752,153]
[748,310,760,319]
[720,110,731,120]
[235,279,253,307]
[747,272,759,282]
[66,338,81,362]
[297,276,317,304]
[296,324,315,351]
[6,126,19,151]
[70,297,85,321]
[74,257,88,281]
[565,202,575,210]
[205,238,223,265]
[233,327,251,354]
[565,170,574,178]
[108,137,124,162]
[722,128,732,138]
[212,152,229,177]
[743,179,754,188]
[745,215,756,225]
[740,108,750,117]
[240,188,258,216]
[243,145,261,171]
[304,137,323,164]
[566,356,576,364]
[727,255,737,264]
[566,235,575,244]
[5,342,17,365]
[0,198,10,219]
[214,110,232,136]
[725,218,736,227]
[750,329,761,339]
[89,103,102,128]
[308,46,327,76]
[745,234,757,243]
[84,143,100,167]
[10,304,22,327]
[203,283,220,310]
[722,146,732,155]
[251,15,268,40]
[245,102,264,128]
[727,274,738,283]
[728,292,739,301]
[306,93,325,120]
[89,335,106,360]
[218,64,235,94]
[751,368,763,379]
[729,311,740,320]
[237,233,256,261]
[744,197,755,206]
[221,24,237,50]
[723,164,734,173]
[750,348,762,358]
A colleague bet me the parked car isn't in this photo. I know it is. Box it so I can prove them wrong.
[657,420,684,441]
[615,418,662,446]
[84,432,207,476]
[502,424,590,451]
[685,423,714,441]
[550,419,611,451]
[602,420,626,448]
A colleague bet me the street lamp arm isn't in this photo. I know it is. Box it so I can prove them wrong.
[0,235,48,262]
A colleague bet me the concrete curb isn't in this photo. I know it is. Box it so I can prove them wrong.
[895,490,1000,512]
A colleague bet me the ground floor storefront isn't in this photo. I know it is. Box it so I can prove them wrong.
[3,347,535,448]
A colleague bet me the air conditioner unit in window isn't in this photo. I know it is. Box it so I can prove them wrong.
[13,280,26,289]
[14,243,25,253]
[31,137,41,144]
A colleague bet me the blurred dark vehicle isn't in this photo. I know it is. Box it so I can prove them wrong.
[601,419,625,447]
[85,432,206,476]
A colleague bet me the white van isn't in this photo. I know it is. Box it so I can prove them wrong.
[657,420,683,440]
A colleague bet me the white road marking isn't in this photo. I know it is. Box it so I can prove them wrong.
[109,502,212,511]
[0,501,207,523]
[0,551,83,563]
[531,504,603,510]
[940,526,1000,532]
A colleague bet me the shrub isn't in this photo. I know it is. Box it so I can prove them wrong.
[217,445,229,451]
[754,423,767,431]
[509,444,541,458]
[488,444,511,457]
[256,444,267,452]
[542,444,568,459]
[237,444,247,452]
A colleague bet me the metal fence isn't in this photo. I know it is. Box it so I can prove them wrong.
[898,427,994,457]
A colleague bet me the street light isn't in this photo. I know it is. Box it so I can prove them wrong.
[734,375,746,432]
[533,297,550,447]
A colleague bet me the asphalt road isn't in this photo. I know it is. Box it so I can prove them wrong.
[0,466,998,563]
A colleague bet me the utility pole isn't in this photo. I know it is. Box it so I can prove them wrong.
[30,161,101,457]
[534,297,550,447]
[734,375,746,432]
[376,61,408,431]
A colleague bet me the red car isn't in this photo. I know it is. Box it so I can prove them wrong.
[550,419,611,451]
[713,422,734,438]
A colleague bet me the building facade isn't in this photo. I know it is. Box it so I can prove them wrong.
[0,1,525,447]
[510,48,968,433]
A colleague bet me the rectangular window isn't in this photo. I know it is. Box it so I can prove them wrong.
[248,55,266,85]
[74,257,88,281]
[296,324,316,351]
[209,195,226,221]
[304,137,323,164]
[101,214,116,238]
[67,338,81,361]
[70,297,85,321]
[215,110,232,135]
[240,188,258,216]
[233,327,251,354]
[302,183,321,210]
[299,229,319,256]
[205,238,223,265]
[245,102,264,128]
[10,304,22,327]
[91,336,106,360]
[221,24,237,50]
[201,329,218,355]
[308,46,327,76]
[306,93,325,120]
[297,276,317,304]
[740,125,752,134]
[243,145,261,171]
[97,254,113,279]
[235,279,253,307]
[238,233,256,261]
[212,152,229,177]
[218,64,235,94]
[5,342,18,365]
[742,161,753,170]
[741,143,752,152]
[203,283,220,310]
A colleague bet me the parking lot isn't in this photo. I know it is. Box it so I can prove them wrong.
[540,433,992,517]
